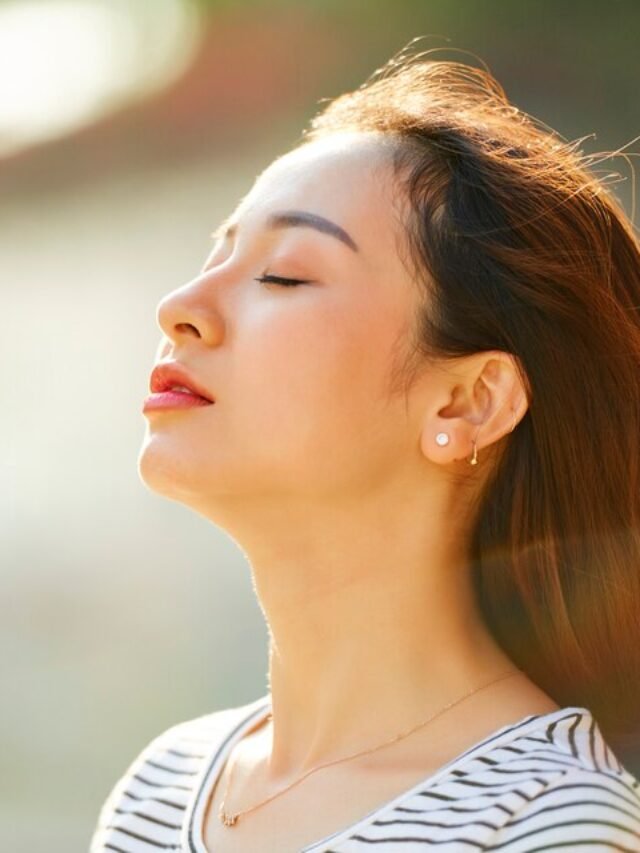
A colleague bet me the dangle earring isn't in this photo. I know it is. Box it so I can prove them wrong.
[469,421,482,465]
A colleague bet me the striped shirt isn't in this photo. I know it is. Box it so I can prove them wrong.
[90,695,640,851]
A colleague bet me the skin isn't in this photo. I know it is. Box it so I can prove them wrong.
[138,131,557,814]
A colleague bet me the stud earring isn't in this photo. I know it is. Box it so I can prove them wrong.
[435,432,450,446]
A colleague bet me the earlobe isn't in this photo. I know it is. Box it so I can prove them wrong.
[425,426,481,466]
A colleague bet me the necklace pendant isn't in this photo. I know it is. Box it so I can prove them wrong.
[219,806,238,827]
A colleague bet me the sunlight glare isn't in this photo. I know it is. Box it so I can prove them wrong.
[0,0,202,157]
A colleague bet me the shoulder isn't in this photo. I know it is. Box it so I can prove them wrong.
[89,696,267,853]
[485,706,640,848]
[484,761,640,850]
[428,707,640,849]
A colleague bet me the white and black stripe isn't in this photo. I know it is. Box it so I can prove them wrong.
[90,699,640,851]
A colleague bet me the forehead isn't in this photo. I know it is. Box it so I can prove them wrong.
[231,132,405,260]
[258,131,394,197]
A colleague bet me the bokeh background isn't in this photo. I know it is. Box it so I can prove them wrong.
[2,0,639,849]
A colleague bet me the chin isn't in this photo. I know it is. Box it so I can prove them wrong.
[136,437,194,501]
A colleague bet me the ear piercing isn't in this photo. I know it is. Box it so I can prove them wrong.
[436,405,518,464]
[436,430,477,464]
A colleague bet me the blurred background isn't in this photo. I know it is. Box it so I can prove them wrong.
[2,0,638,849]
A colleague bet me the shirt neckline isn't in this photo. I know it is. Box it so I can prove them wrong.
[185,696,593,853]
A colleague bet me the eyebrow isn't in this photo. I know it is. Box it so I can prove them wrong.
[210,209,359,253]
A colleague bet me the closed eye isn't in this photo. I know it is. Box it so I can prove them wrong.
[254,274,310,287]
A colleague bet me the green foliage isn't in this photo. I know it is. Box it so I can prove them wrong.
[190,0,638,213]
[190,0,640,92]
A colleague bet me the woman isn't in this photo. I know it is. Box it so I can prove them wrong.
[90,48,640,852]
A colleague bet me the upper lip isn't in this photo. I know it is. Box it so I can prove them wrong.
[149,361,215,402]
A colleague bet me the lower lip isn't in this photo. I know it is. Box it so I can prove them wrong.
[142,391,215,412]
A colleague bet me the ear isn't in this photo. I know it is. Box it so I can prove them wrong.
[420,351,529,466]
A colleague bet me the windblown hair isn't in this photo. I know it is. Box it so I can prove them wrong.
[299,48,640,757]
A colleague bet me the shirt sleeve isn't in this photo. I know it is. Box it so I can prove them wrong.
[484,766,640,851]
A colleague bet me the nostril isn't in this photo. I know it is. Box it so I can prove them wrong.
[176,322,200,336]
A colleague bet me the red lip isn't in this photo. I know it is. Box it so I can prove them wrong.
[149,362,215,402]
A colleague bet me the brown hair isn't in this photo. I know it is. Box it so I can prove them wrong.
[299,49,640,757]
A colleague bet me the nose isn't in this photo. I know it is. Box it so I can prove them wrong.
[156,273,223,347]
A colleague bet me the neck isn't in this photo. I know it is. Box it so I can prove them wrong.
[226,484,515,783]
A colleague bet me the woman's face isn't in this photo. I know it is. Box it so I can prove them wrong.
[139,132,427,517]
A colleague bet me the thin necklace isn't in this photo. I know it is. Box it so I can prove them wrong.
[218,667,521,827]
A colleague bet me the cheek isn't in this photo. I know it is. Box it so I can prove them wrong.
[237,303,399,472]
[237,305,374,425]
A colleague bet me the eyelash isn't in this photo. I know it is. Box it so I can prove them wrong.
[254,274,309,288]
